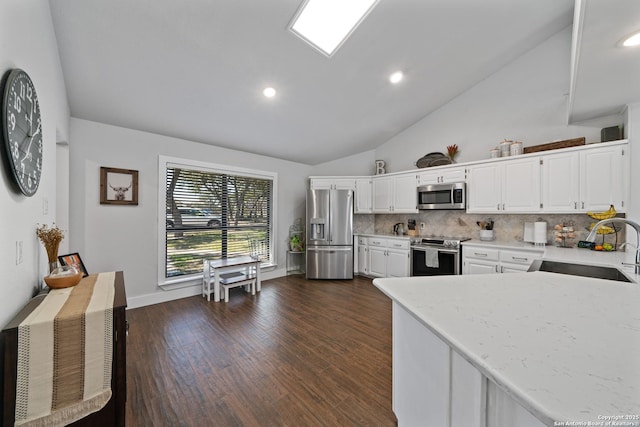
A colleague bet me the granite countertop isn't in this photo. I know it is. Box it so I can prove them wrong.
[373,273,640,426]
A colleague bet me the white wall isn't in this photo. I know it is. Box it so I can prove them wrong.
[624,103,639,223]
[68,119,311,308]
[373,27,617,173]
[56,143,70,254]
[0,0,70,327]
[311,149,377,176]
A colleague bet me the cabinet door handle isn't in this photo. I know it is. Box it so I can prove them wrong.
[497,204,500,210]
[574,202,577,209]
[502,203,505,210]
[581,202,585,209]
[512,257,528,261]
[474,253,488,257]
[500,266,504,273]
[495,265,499,272]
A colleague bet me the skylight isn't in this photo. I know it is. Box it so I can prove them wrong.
[289,0,379,57]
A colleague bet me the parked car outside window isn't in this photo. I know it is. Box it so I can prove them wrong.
[166,208,221,228]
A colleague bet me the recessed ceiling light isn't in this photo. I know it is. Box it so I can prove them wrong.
[289,0,379,57]
[622,31,640,47]
[389,71,404,84]
[263,87,276,98]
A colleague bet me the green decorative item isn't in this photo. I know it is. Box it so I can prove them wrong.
[289,218,305,252]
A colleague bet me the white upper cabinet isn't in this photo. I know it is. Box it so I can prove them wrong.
[541,151,580,212]
[310,140,628,215]
[467,157,540,213]
[309,177,356,190]
[393,173,419,213]
[579,144,626,212]
[502,157,541,212]
[372,176,393,213]
[373,173,418,213]
[466,163,502,213]
[354,178,373,214]
[541,143,627,213]
[417,166,466,186]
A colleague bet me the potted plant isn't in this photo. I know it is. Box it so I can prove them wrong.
[289,234,304,252]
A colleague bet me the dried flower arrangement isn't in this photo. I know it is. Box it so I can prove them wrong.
[36,224,65,272]
[446,144,459,161]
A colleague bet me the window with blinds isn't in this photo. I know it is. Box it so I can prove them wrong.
[165,166,273,278]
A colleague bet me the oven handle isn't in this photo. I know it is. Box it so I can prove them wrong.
[411,246,459,254]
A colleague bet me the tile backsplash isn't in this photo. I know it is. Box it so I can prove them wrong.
[362,212,626,246]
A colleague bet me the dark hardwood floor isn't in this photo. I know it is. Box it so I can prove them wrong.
[125,275,396,426]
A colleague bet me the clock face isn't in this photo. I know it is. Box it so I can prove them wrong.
[2,69,43,197]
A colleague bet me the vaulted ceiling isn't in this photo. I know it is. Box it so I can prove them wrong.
[48,0,638,165]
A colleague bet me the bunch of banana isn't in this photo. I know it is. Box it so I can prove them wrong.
[588,222,616,234]
[587,204,616,220]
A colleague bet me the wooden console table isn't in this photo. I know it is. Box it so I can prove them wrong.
[1,271,127,427]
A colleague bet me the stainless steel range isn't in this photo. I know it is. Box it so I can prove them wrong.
[410,237,471,276]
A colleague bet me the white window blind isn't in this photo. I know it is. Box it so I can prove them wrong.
[164,166,273,278]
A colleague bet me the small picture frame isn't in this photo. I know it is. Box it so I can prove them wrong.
[100,167,139,205]
[58,252,89,277]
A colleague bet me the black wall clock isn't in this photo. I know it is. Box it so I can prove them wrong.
[2,69,43,197]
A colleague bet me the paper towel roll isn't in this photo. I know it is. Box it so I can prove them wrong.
[534,222,547,246]
[523,222,535,243]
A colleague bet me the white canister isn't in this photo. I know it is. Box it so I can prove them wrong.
[510,141,523,156]
[479,230,494,241]
[489,148,501,158]
[500,141,512,157]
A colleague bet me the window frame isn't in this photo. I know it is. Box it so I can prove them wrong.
[157,155,278,288]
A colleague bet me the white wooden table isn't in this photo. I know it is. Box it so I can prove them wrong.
[203,255,261,302]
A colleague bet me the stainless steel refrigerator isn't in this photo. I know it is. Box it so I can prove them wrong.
[306,189,354,279]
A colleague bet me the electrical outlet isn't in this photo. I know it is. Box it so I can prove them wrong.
[420,223,425,230]
[16,241,23,265]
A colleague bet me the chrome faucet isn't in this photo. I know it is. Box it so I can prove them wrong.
[585,218,640,274]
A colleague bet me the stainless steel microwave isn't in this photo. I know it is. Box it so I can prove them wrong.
[417,182,466,210]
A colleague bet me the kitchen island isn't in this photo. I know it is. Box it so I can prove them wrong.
[373,272,640,427]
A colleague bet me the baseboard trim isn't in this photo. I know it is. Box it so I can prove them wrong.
[127,267,287,309]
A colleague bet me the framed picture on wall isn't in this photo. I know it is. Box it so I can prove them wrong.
[100,166,139,205]
[58,252,89,277]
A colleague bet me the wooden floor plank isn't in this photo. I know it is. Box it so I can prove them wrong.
[125,275,396,426]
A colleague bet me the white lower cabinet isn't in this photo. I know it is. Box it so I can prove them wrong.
[387,245,411,278]
[462,245,542,275]
[363,237,410,278]
[368,245,387,277]
[393,301,546,427]
[355,236,369,275]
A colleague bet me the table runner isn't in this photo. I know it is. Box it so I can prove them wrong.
[14,272,116,427]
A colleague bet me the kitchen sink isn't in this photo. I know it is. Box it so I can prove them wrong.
[527,259,633,283]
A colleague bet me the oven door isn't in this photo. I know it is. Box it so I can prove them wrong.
[411,246,461,276]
